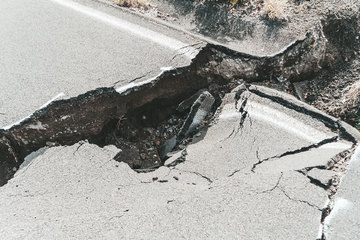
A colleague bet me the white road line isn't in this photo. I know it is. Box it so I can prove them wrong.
[2,93,65,130]
[50,0,196,59]
[115,66,173,94]
[219,101,332,143]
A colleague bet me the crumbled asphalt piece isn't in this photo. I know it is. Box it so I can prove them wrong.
[177,91,215,142]
[176,89,207,113]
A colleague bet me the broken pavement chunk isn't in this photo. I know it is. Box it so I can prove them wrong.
[159,91,215,159]
[177,91,215,141]
[176,89,207,113]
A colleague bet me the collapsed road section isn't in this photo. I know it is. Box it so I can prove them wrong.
[0,14,359,185]
[0,84,359,239]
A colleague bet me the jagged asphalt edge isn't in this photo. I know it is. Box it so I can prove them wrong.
[0,27,359,186]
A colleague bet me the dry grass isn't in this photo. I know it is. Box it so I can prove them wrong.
[327,80,360,131]
[114,0,150,9]
[345,80,360,103]
[261,0,288,21]
[340,80,360,115]
[343,81,360,131]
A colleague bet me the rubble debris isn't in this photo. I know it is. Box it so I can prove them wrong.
[159,90,215,159]
[177,91,215,141]
[176,89,206,113]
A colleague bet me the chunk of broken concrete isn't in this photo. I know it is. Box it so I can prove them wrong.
[159,91,215,160]
[176,89,206,113]
[177,91,215,141]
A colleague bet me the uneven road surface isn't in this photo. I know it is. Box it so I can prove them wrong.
[1,0,360,240]
[0,0,201,128]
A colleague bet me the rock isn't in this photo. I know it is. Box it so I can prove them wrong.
[176,89,206,113]
[140,153,146,160]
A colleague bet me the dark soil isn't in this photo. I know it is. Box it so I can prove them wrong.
[129,0,360,129]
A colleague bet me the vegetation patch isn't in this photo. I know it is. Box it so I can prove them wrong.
[260,0,288,21]
[113,0,150,9]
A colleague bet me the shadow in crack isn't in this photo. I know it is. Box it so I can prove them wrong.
[92,90,218,171]
[1,14,359,185]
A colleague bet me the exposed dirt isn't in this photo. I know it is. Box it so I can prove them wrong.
[120,0,360,129]
[98,95,216,170]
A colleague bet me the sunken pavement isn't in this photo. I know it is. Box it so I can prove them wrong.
[1,15,360,240]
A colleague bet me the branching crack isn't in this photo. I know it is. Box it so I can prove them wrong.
[175,168,213,184]
[257,172,322,211]
[251,136,338,172]
[221,90,249,142]
[170,49,192,62]
[280,188,322,211]
[258,172,283,194]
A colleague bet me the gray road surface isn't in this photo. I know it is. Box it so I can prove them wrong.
[0,0,201,128]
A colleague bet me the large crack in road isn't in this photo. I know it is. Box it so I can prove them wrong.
[0,15,359,239]
[1,16,357,184]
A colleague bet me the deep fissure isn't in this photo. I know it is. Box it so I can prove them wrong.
[0,16,359,188]
[251,136,339,172]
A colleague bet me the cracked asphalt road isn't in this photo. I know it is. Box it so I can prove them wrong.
[1,85,359,239]
[1,0,360,239]
[0,0,202,128]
